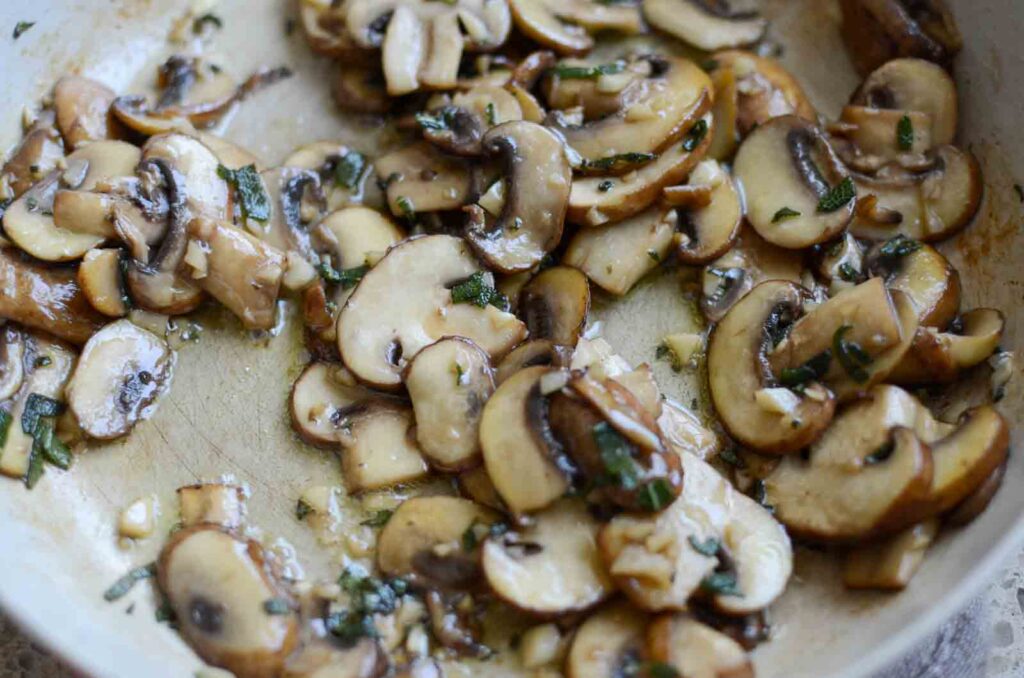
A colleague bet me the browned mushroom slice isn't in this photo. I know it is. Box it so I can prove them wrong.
[565,206,676,296]
[289,362,381,447]
[0,326,26,401]
[340,401,430,493]
[835,106,933,167]
[375,143,476,216]
[707,281,836,454]
[482,498,614,615]
[178,483,247,529]
[549,57,711,164]
[866,238,960,328]
[53,76,118,150]
[889,309,1004,385]
[480,365,569,515]
[404,337,496,471]
[849,146,982,242]
[839,0,962,76]
[0,247,105,345]
[52,140,143,239]
[157,526,298,678]
[519,266,590,347]
[284,142,371,211]
[377,496,499,590]
[333,64,393,115]
[946,460,1007,528]
[250,167,324,265]
[337,235,526,389]
[282,639,387,678]
[851,58,958,145]
[568,110,713,227]
[186,218,286,330]
[669,160,742,264]
[66,319,174,440]
[458,465,507,511]
[542,56,655,123]
[494,339,575,384]
[842,519,939,590]
[420,87,525,156]
[78,249,130,318]
[734,115,855,249]
[466,121,570,273]
[0,111,64,197]
[509,0,642,55]
[2,171,105,262]
[646,615,753,678]
[565,602,647,678]
[144,133,230,222]
[644,0,766,50]
[299,0,369,58]
[710,51,818,140]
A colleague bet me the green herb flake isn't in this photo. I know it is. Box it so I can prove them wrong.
[449,271,509,311]
[328,567,408,647]
[688,535,720,557]
[701,58,720,72]
[837,262,859,282]
[155,602,176,624]
[0,409,9,448]
[263,598,291,615]
[682,119,709,152]
[896,115,914,151]
[817,177,856,213]
[582,152,656,172]
[462,521,486,551]
[485,102,497,126]
[453,362,465,386]
[638,478,675,511]
[335,151,367,189]
[33,419,72,470]
[552,61,625,80]
[24,448,44,489]
[779,350,831,388]
[317,262,368,289]
[13,21,35,40]
[217,164,271,222]
[103,563,157,602]
[593,422,640,490]
[877,234,921,260]
[598,180,615,193]
[700,571,742,596]
[295,498,313,521]
[21,393,62,436]
[772,206,801,223]
[833,325,872,383]
[647,249,661,263]
[396,196,415,220]
[360,509,393,528]
[655,342,683,373]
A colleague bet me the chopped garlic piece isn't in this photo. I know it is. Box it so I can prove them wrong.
[478,179,507,217]
[118,495,158,539]
[662,333,705,369]
[755,387,801,417]
[520,623,562,669]
[282,250,317,291]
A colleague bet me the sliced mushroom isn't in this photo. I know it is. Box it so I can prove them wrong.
[646,614,753,678]
[289,362,382,447]
[542,56,654,123]
[565,602,647,678]
[659,398,721,461]
[66,319,174,440]
[494,339,574,384]
[835,106,933,166]
[734,115,855,249]
[285,142,371,211]
[465,121,570,273]
[669,160,743,264]
[52,140,142,239]
[707,64,740,162]
[332,64,393,115]
[564,205,676,296]
[519,266,590,347]
[178,483,247,529]
[375,143,476,216]
[299,0,369,58]
[3,171,105,262]
[458,465,507,511]
[709,51,817,139]
[0,326,26,401]
[644,0,766,50]
[843,519,939,591]
[340,401,430,493]
[246,167,324,263]
[78,248,130,318]
[509,0,642,55]
[157,526,298,678]
[482,498,614,615]
[946,461,1006,528]
[707,281,837,454]
[889,309,1003,384]
[336,235,526,389]
[0,111,64,198]
[866,238,960,328]
[849,146,982,242]
[480,365,570,514]
[839,0,962,76]
[599,451,792,614]
[0,247,106,345]
[419,87,525,156]
[404,337,495,471]
[282,638,387,678]
[851,58,958,146]
[53,76,118,150]
[377,496,499,590]
[567,110,713,227]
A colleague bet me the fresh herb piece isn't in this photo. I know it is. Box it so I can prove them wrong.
[21,393,63,436]
[647,249,661,263]
[638,478,675,511]
[295,498,313,521]
[593,422,640,490]
[647,662,681,678]
[217,164,271,222]
[682,119,709,152]
[485,102,497,125]
[449,271,509,311]
[316,262,368,289]
[33,419,72,470]
[772,206,801,223]
[103,563,157,602]
[582,152,656,172]
[718,447,746,469]
[865,440,895,465]
[24,448,44,489]
[13,21,35,39]
[328,567,408,647]
[779,350,831,388]
[896,114,914,151]
[833,325,872,383]
[262,598,291,615]
[326,609,379,646]
[0,410,10,447]
[816,177,856,213]
[701,58,720,72]
[877,234,921,260]
[551,61,625,80]
[453,362,465,386]
[193,13,223,34]
[395,196,415,221]
[688,535,720,557]
[597,180,615,193]
[360,509,393,528]
[334,151,366,189]
[701,571,742,596]
[837,262,859,282]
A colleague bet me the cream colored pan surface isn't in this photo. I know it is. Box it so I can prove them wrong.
[0,1,1021,677]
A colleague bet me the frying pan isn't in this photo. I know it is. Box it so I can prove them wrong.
[0,1,1021,676]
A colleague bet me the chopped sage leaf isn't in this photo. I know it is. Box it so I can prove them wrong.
[647,662,681,678]
[582,152,656,172]
[360,509,393,528]
[396,196,415,219]
[104,563,157,602]
[837,262,858,282]
[701,571,742,596]
[22,393,62,436]
[551,61,625,79]
[688,535,720,557]
[593,422,641,490]
[295,498,313,520]
[682,119,709,152]
[193,13,223,34]
[33,419,72,470]
[779,350,831,388]
[833,325,872,383]
[0,410,9,447]
[335,151,366,189]
[647,249,661,263]
[217,164,271,222]
[718,447,746,469]
[24,448,44,489]
[263,598,291,615]
[816,177,855,213]
[638,478,675,511]
[450,271,509,311]
[485,102,497,125]
[877,234,921,260]
[772,206,801,223]
[317,262,368,289]
[13,21,35,39]
[896,115,914,151]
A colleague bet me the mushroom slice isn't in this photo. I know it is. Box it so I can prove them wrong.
[480,365,570,514]
[707,65,740,162]
[946,461,1007,528]
[839,0,962,76]
[889,309,1003,385]
[0,111,65,198]
[851,58,958,146]
[53,76,118,150]
[565,205,676,296]
[849,146,983,242]
[377,496,499,590]
[509,0,642,55]
[78,248,130,318]
[763,385,935,542]
[842,520,939,591]
[141,134,226,221]
[285,142,370,211]
[458,465,507,511]
[336,235,526,389]
[178,483,247,529]
[482,498,614,615]
[332,64,393,115]
[404,337,495,471]
[0,326,26,402]
[53,140,143,239]
[519,266,590,347]
[669,160,742,265]
[646,614,753,678]
[734,115,855,249]
[643,0,766,50]
[253,167,325,263]
[567,110,713,227]
[289,362,380,447]
[550,57,712,164]
[157,526,298,678]
[866,238,960,328]
[659,398,721,461]
[542,56,652,122]
[419,87,525,156]
[835,106,933,164]
[466,121,571,273]
[494,339,574,385]
[0,247,105,345]
[707,281,836,455]
[565,602,647,678]
[299,0,368,58]
[3,172,105,262]
[66,319,174,440]
[340,401,429,493]
[599,452,792,614]
[375,143,476,216]
[282,638,387,678]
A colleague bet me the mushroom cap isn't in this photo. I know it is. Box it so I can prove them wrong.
[646,614,754,678]
[866,239,960,329]
[644,0,766,51]
[851,58,958,146]
[565,602,647,678]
